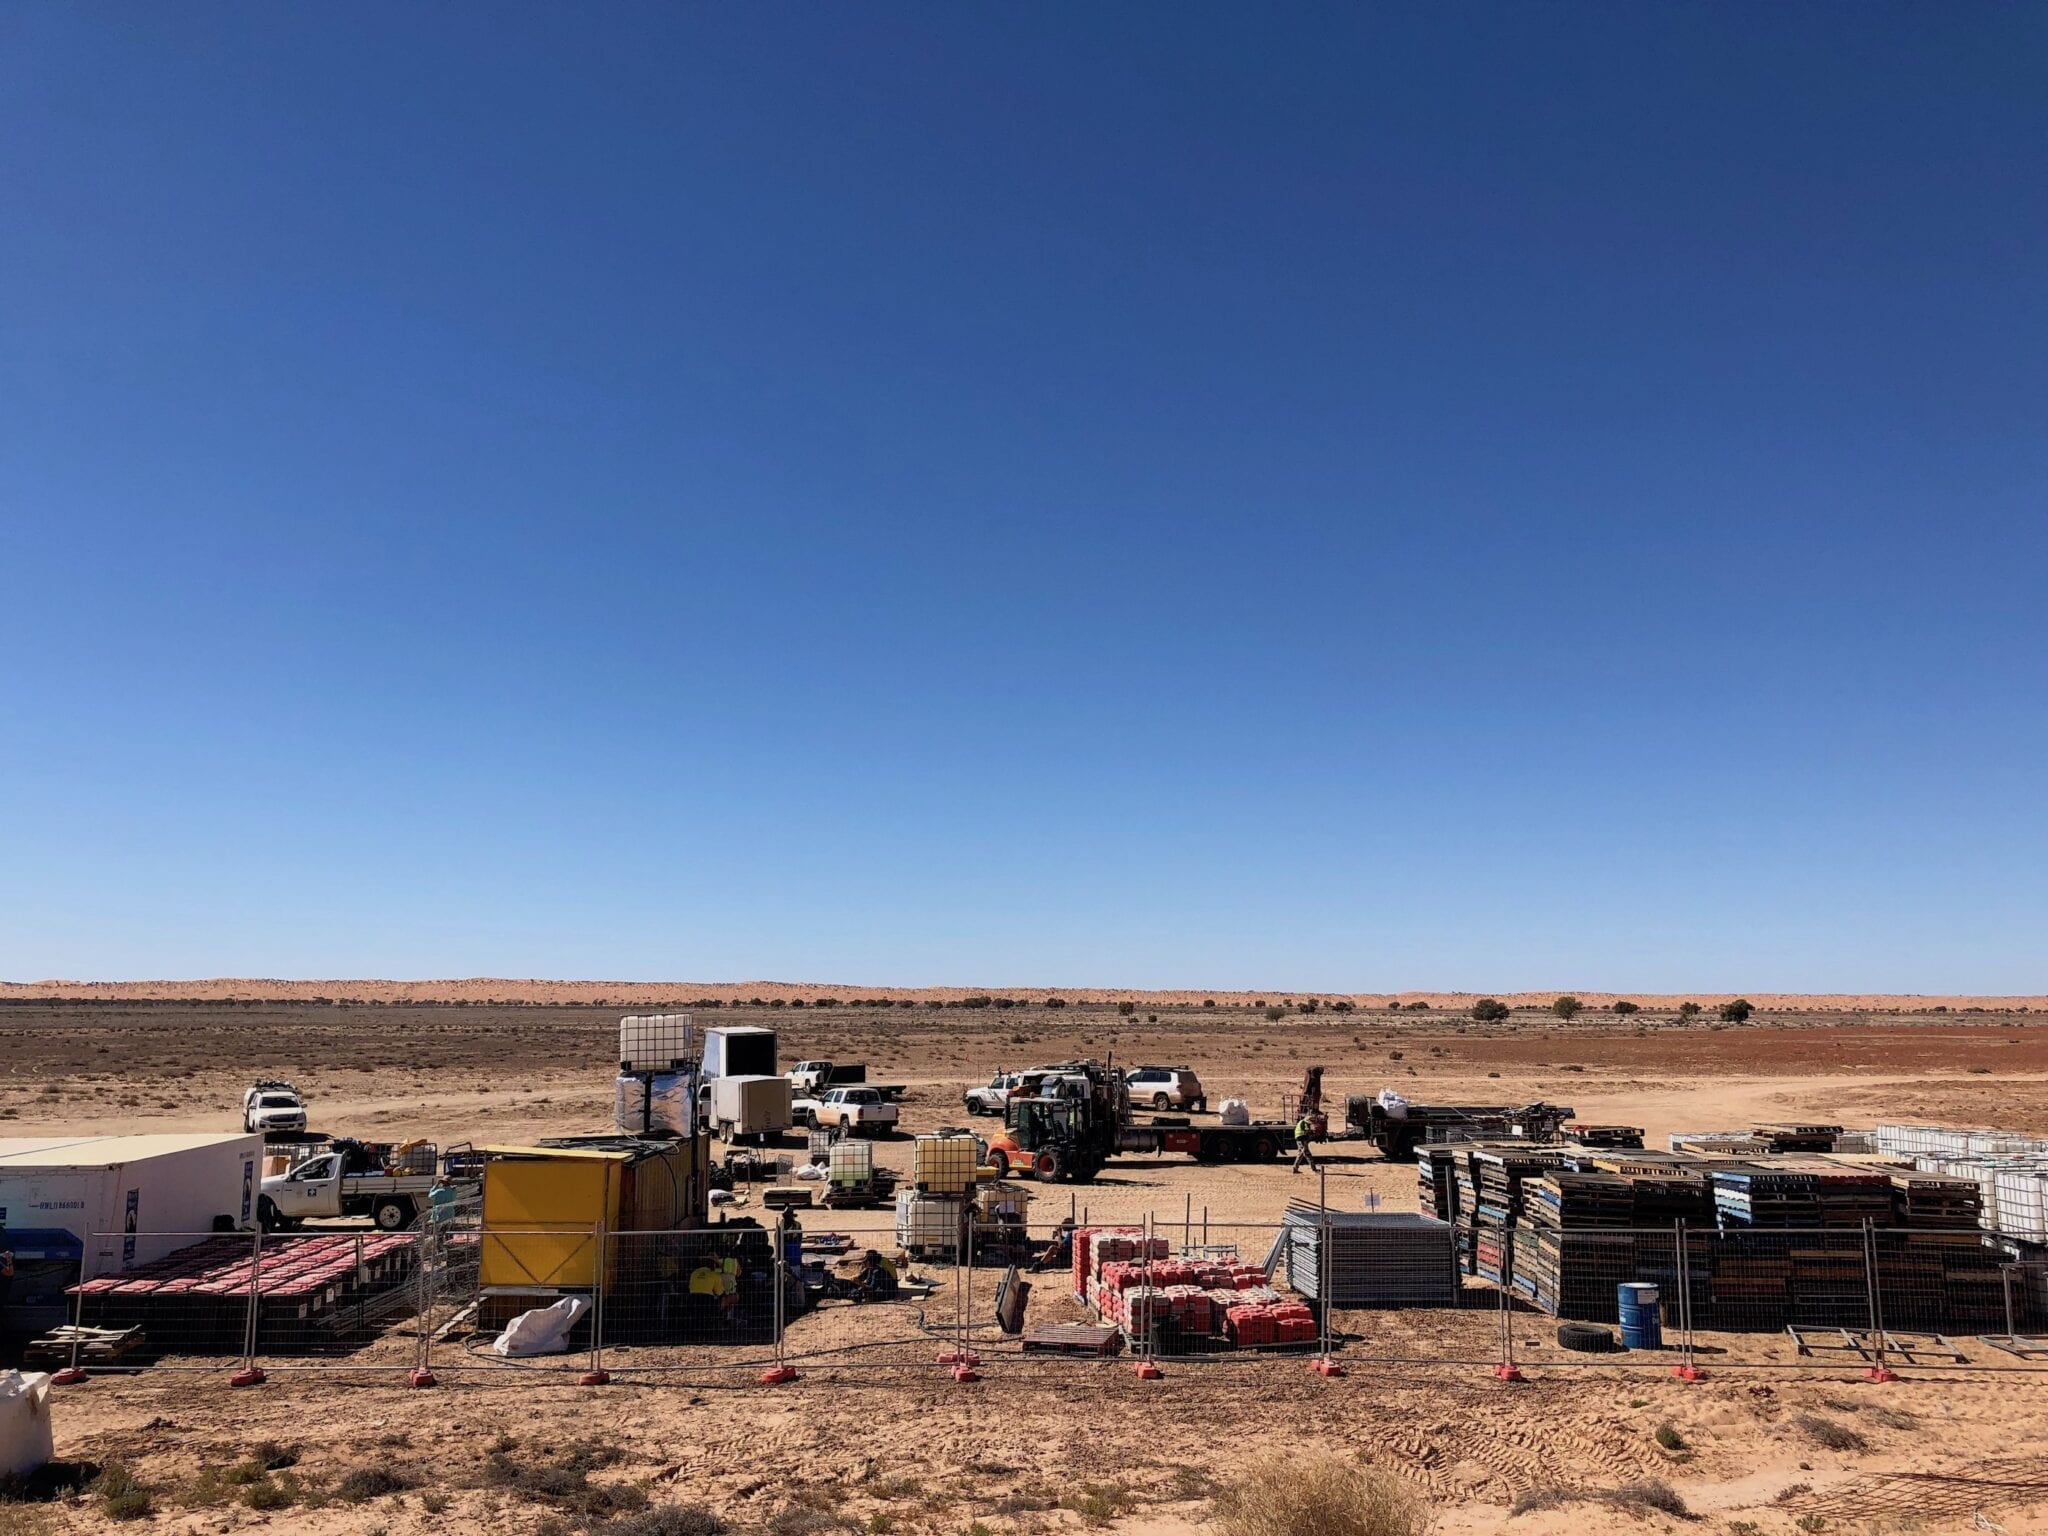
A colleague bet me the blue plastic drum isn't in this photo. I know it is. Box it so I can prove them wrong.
[1617,1282,1662,1349]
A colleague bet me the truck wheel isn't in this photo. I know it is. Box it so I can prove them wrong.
[1250,1134,1278,1161]
[1195,1133,1220,1163]
[1045,1148,1072,1182]
[373,1197,414,1232]
[988,1150,1011,1179]
[257,1196,281,1232]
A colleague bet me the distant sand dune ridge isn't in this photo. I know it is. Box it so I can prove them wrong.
[2,978,2041,1012]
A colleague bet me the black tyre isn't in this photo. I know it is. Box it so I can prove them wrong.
[1045,1148,1072,1182]
[257,1195,281,1232]
[988,1150,1011,1179]
[1250,1134,1278,1161]
[1195,1133,1220,1163]
[1557,1322,1615,1353]
[1152,1093,1171,1111]
[806,1112,820,1130]
[373,1197,414,1232]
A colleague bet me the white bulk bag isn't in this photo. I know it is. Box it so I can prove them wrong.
[490,1294,591,1357]
[1218,1098,1251,1126]
[0,1370,54,1478]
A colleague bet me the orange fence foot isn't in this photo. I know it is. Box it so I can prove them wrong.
[1310,1357,1346,1378]
[229,1367,267,1388]
[1865,1366,1899,1384]
[1493,1363,1525,1383]
[579,1369,611,1386]
[51,1368,88,1386]
[1671,1363,1705,1382]
[950,1362,980,1383]
[935,1349,980,1367]
[407,1368,438,1388]
[1133,1360,1164,1380]
[758,1363,800,1385]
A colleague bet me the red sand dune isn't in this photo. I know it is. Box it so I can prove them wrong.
[2,978,2040,1012]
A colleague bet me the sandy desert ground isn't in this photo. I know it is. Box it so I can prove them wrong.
[6,994,2048,1536]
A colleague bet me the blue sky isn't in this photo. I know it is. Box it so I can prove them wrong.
[3,6,2044,992]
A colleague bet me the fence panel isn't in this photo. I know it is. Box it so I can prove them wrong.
[28,1209,2048,1385]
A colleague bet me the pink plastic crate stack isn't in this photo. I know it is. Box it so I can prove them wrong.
[1072,1227,1170,1302]
[1081,1242,1312,1348]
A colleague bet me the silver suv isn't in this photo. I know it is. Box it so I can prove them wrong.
[1125,1065,1205,1112]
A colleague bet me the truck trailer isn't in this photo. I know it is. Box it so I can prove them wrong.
[1344,1094,1575,1161]
[707,1075,794,1144]
[0,1133,263,1333]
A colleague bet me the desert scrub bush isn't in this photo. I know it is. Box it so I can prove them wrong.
[1212,1454,1430,1536]
[1510,1480,1687,1519]
[767,1505,855,1536]
[1065,1484,1135,1524]
[1792,1414,1866,1452]
[1471,998,1510,1022]
[1264,1006,1286,1022]
[95,1462,153,1521]
[337,1465,415,1502]
[241,1475,297,1511]
[420,1490,452,1514]
[607,1507,727,1536]
[1551,995,1583,1020]
[1655,1423,1687,1451]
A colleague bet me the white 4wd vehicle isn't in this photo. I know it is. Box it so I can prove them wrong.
[795,1086,900,1137]
[244,1080,308,1134]
[1125,1066,1206,1112]
[963,1071,1026,1115]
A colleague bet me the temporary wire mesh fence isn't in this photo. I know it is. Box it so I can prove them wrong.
[36,1210,2048,1386]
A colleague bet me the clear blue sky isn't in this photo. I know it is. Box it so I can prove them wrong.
[3,6,2044,993]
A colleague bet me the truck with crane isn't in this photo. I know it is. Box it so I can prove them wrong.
[984,1061,1298,1181]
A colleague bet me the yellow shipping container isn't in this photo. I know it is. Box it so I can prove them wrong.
[478,1138,705,1292]
[479,1146,621,1290]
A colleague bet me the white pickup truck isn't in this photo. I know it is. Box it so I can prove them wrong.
[258,1144,477,1232]
[963,1071,1027,1116]
[793,1086,900,1137]
[244,1080,309,1135]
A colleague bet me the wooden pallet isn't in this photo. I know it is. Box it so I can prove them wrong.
[23,1325,146,1370]
[1021,1322,1123,1356]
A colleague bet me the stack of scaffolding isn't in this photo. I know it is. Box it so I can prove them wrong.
[1278,1205,1458,1308]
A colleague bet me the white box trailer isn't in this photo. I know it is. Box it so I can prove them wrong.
[0,1133,262,1284]
[701,1026,777,1081]
[706,1075,793,1144]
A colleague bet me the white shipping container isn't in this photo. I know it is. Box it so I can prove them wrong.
[0,1134,263,1281]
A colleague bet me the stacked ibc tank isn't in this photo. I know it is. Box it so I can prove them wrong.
[615,1014,697,1136]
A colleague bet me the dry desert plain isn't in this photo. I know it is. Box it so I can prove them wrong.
[6,988,2048,1536]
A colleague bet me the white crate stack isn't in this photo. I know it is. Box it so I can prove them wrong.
[1877,1123,2048,1238]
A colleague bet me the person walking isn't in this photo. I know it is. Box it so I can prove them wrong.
[1291,1115,1320,1174]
